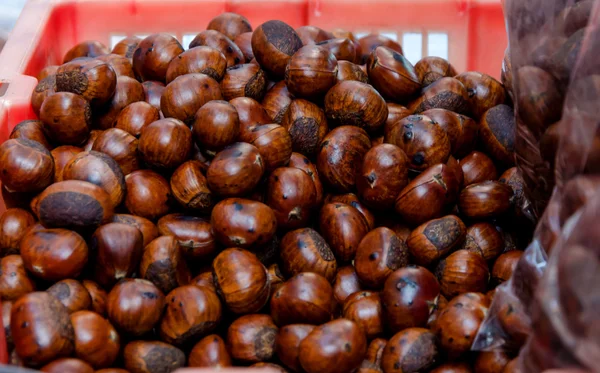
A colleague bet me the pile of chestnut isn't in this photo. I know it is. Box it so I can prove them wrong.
[0,11,529,373]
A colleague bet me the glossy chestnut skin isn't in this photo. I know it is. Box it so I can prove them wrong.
[220,63,267,101]
[455,71,506,119]
[235,32,255,62]
[94,75,145,130]
[48,146,81,183]
[189,334,232,368]
[296,26,331,45]
[193,100,240,152]
[96,369,130,373]
[158,213,216,261]
[516,66,562,136]
[319,203,370,262]
[9,119,52,150]
[463,222,504,261]
[97,53,135,78]
[271,272,334,326]
[324,81,388,133]
[316,38,356,62]
[55,59,117,106]
[285,45,338,100]
[407,215,467,266]
[227,314,278,363]
[252,20,304,78]
[421,108,477,158]
[333,266,363,304]
[458,181,513,219]
[281,99,329,158]
[239,123,293,172]
[63,151,126,209]
[31,75,57,117]
[459,151,498,187]
[63,40,108,62]
[328,193,376,230]
[385,114,451,171]
[161,73,222,125]
[212,248,270,314]
[357,144,409,210]
[479,104,516,166]
[41,358,94,373]
[435,250,489,298]
[395,163,459,225]
[140,236,191,294]
[83,130,101,152]
[142,80,165,110]
[337,60,369,83]
[357,338,387,373]
[382,328,438,373]
[91,222,144,288]
[160,285,222,346]
[115,101,161,138]
[123,340,185,373]
[408,77,470,115]
[207,142,265,197]
[0,138,54,193]
[166,46,227,83]
[125,170,172,220]
[262,81,293,124]
[112,36,141,60]
[492,251,523,285]
[354,227,409,289]
[71,310,120,368]
[47,279,92,314]
[288,152,325,207]
[132,33,184,82]
[367,46,420,101]
[275,324,315,372]
[189,30,245,68]
[432,292,489,359]
[358,34,403,64]
[474,351,512,373]
[430,362,473,373]
[82,280,108,316]
[342,291,384,340]
[0,255,35,301]
[280,228,337,281]
[107,278,165,336]
[0,208,35,256]
[298,318,367,373]
[192,271,217,292]
[20,228,88,281]
[207,12,252,40]
[138,117,192,170]
[230,97,272,134]
[110,214,159,247]
[317,126,371,192]
[92,128,140,175]
[211,198,277,249]
[267,167,316,230]
[11,292,74,366]
[415,56,457,87]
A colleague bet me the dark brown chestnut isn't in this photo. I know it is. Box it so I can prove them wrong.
[459,151,498,187]
[96,53,135,79]
[93,75,145,130]
[0,255,35,301]
[41,358,94,373]
[285,45,338,100]
[479,104,516,166]
[326,194,375,231]
[316,38,356,62]
[161,73,222,125]
[207,12,252,41]
[382,328,438,372]
[115,101,161,138]
[227,314,278,363]
[288,152,325,207]
[458,181,513,219]
[492,250,523,285]
[415,56,457,87]
[55,59,117,106]
[334,265,363,305]
[9,119,52,150]
[281,99,329,158]
[337,60,369,83]
[110,213,159,247]
[430,362,473,373]
[0,208,35,256]
[190,30,245,68]
[193,100,240,152]
[367,46,420,101]
[296,26,331,45]
[123,340,185,373]
[319,203,370,262]
[157,213,216,261]
[239,123,293,172]
[63,41,108,62]
[474,351,512,373]
[132,33,184,82]
[189,334,232,368]
[221,63,267,101]
[407,215,467,266]
[92,128,140,175]
[267,167,316,230]
[275,324,315,372]
[31,75,57,117]
[342,291,384,340]
[142,80,165,110]
[408,77,470,115]
[169,161,213,213]
[252,20,304,78]
[455,71,506,119]
[463,222,504,261]
[140,236,191,294]
[125,170,172,220]
[81,280,107,316]
[262,81,293,123]
[39,92,91,146]
[47,279,92,314]
[112,36,141,60]
[207,142,265,197]
[230,97,272,135]
[358,34,403,64]
[166,46,227,83]
[421,108,477,158]
[435,250,489,298]
[357,338,387,373]
[70,310,120,368]
[280,228,337,282]
[235,32,255,62]
[138,118,192,170]
[82,130,101,152]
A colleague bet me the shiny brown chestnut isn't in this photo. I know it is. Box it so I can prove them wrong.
[459,151,498,187]
[189,334,232,368]
[9,119,51,150]
[324,81,388,133]
[227,314,278,363]
[70,310,120,368]
[499,167,527,218]
[492,250,523,285]
[252,20,303,78]
[37,65,59,81]
[0,208,35,256]
[193,100,240,152]
[281,99,329,158]
[161,73,222,125]
[207,142,265,197]
[189,30,245,68]
[140,236,192,294]
[20,228,88,281]
[110,214,159,247]
[230,96,272,135]
[357,144,409,210]
[0,255,35,301]
[474,351,512,373]
[408,77,470,115]
[319,203,370,262]
[191,270,217,292]
[275,324,315,372]
[55,59,117,106]
[299,318,367,373]
[288,152,325,207]
[296,26,331,45]
[316,38,356,62]
[207,12,252,41]
[267,167,316,230]
[39,92,91,146]
[262,81,293,124]
[138,118,192,170]
[317,126,371,192]
[463,222,504,261]
[357,338,387,373]
[421,108,477,158]
[367,46,420,101]
[93,75,145,130]
[430,362,473,373]
[158,213,216,260]
[280,228,337,282]
[125,170,172,220]
[41,358,94,373]
[49,146,81,183]
[271,272,334,326]
[92,128,140,175]
[112,36,141,60]
[166,46,228,83]
[82,130,101,152]
[96,53,135,78]
[63,40,108,62]
[82,280,108,316]
[479,104,516,166]
[221,63,267,101]
[334,266,364,305]
[326,193,375,231]
[458,181,513,219]
[407,215,467,266]
[285,45,338,100]
[47,279,92,314]
[115,101,161,138]
[169,161,213,213]
[358,34,403,64]
[107,278,165,336]
[123,340,185,373]
[31,75,57,117]
[384,103,412,138]
[435,250,489,298]
[455,71,506,119]
[142,80,165,110]
[239,123,293,172]
[132,33,184,82]
[337,60,369,83]
[354,227,409,289]
[516,66,563,136]
[342,291,384,340]
[415,56,457,87]
[382,328,438,373]
[235,32,255,62]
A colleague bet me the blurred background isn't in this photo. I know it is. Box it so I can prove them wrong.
[0,0,27,52]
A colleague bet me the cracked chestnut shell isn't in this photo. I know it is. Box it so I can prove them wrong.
[455,71,506,119]
[227,314,278,363]
[125,170,172,220]
[47,279,92,314]
[252,20,303,78]
[262,81,293,123]
[189,334,232,368]
[170,160,214,213]
[132,33,184,82]
[325,81,388,133]
[190,30,245,68]
[221,63,267,101]
[92,128,141,175]
[299,318,367,373]
[56,58,117,106]
[0,208,35,256]
[280,228,337,282]
[319,203,370,262]
[71,310,120,368]
[367,46,420,101]
[193,100,240,152]
[0,255,35,301]
[166,46,228,83]
[158,213,216,261]
[435,250,489,298]
[382,328,438,373]
[285,45,338,100]
[40,92,91,146]
[281,99,329,158]
[342,291,384,340]
[479,104,516,166]
[139,235,192,294]
[275,324,315,372]
[161,73,223,125]
[415,56,457,87]
[267,167,316,230]
[123,340,185,373]
[207,142,264,197]
[408,77,470,115]
[407,215,467,266]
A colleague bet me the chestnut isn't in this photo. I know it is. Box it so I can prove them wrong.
[189,334,232,368]
[499,167,527,217]
[212,248,270,314]
[56,59,117,106]
[132,33,184,82]
[94,75,145,130]
[63,151,126,208]
[458,181,513,219]
[262,81,293,123]
[430,362,473,373]
[421,108,477,158]
[236,32,255,62]
[192,271,217,292]
[296,26,331,45]
[382,266,440,333]
[110,213,159,247]
[326,193,376,230]
[317,126,371,192]
[47,279,92,314]
[492,250,523,285]
[455,71,506,119]
[190,30,245,68]
[157,213,215,261]
[41,358,94,373]
[407,215,467,266]
[92,128,141,175]
[408,77,470,115]
[319,203,370,262]
[317,38,356,62]
[342,291,384,340]
[281,99,329,158]
[516,66,563,136]
[447,155,465,190]
[115,101,160,138]
[385,114,451,171]
[288,152,325,206]
[166,46,227,83]
[285,45,338,100]
[207,142,265,197]
[357,34,403,64]
[138,118,192,170]
[37,65,59,81]
[51,146,83,182]
[463,222,504,261]
[211,198,277,248]
[0,255,35,301]
[31,75,57,117]
[459,151,498,187]
[96,53,135,78]
[230,96,272,134]
[415,56,457,87]
[107,278,165,336]
[358,338,387,373]
[83,130,101,152]
[142,80,165,110]
[207,12,252,41]
[337,60,369,83]
[357,144,409,210]
[385,103,412,136]
[221,63,267,101]
[123,340,185,373]
[140,236,191,294]
[63,40,108,62]
[112,36,141,60]
[193,100,240,152]
[354,227,409,289]
[82,280,108,316]
[125,170,172,220]
[20,228,88,281]
[432,292,488,359]
[0,208,35,256]
[474,351,511,373]
[160,285,222,345]
[280,228,337,281]
[239,123,293,172]
[435,250,489,298]
[70,310,119,368]
[299,318,367,373]
[267,167,316,230]
[395,163,459,225]
[96,369,130,373]
[9,119,52,150]
[268,263,286,296]
[275,324,315,372]
[382,328,438,373]
[161,73,222,125]
[0,138,54,193]
[2,301,13,351]
[227,314,278,363]
[252,20,304,78]
[479,104,516,166]
[367,46,420,101]
[11,292,74,366]
[334,265,364,305]
[324,81,388,133]
[92,222,144,288]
